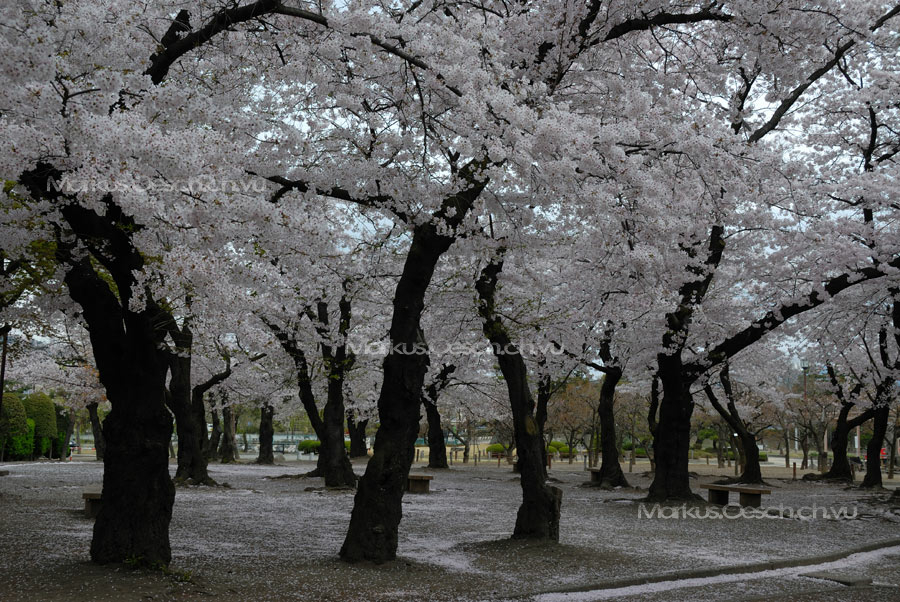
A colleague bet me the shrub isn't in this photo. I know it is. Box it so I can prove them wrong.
[758,452,768,462]
[344,440,351,451]
[1,393,28,458]
[622,441,634,451]
[22,392,56,458]
[485,443,507,454]
[8,418,35,459]
[297,439,321,453]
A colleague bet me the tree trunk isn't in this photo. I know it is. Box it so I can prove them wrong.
[861,404,889,489]
[219,406,238,463]
[61,411,75,460]
[475,252,561,541]
[647,354,698,501]
[783,430,790,468]
[800,434,809,469]
[256,403,275,464]
[424,401,448,469]
[347,411,368,458]
[208,408,222,461]
[824,405,873,482]
[165,347,213,484]
[590,369,629,488]
[264,301,356,487]
[87,402,105,461]
[339,163,485,563]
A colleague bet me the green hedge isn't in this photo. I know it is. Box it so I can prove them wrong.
[297,439,321,453]
[8,418,35,459]
[485,443,508,454]
[22,392,56,458]
[1,393,28,458]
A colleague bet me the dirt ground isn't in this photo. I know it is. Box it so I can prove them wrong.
[0,458,898,601]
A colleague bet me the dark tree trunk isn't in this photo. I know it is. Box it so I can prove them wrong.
[861,404,889,489]
[347,411,368,458]
[208,408,222,461]
[340,161,486,563]
[87,402,105,461]
[824,405,873,482]
[165,338,214,484]
[219,406,239,463]
[475,252,561,541]
[61,411,75,460]
[423,364,454,469]
[264,297,356,488]
[256,403,275,464]
[800,434,809,469]
[703,368,764,485]
[22,165,176,566]
[590,368,629,488]
[424,402,448,468]
[648,354,698,501]
[783,430,791,468]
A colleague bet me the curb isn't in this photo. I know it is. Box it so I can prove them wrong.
[530,537,900,596]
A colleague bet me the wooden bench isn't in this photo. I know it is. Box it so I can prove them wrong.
[82,487,102,518]
[586,468,603,483]
[407,474,433,494]
[699,483,771,508]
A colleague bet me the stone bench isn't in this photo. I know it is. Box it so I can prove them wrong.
[407,474,433,494]
[699,483,771,508]
[82,487,102,518]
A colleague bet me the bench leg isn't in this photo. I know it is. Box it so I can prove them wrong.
[708,490,729,505]
[85,499,102,518]
[739,493,761,508]
[407,480,429,494]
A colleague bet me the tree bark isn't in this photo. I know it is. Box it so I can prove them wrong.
[423,364,454,469]
[208,408,222,461]
[647,353,699,501]
[861,403,889,489]
[219,405,239,463]
[87,402,105,461]
[340,160,486,563]
[347,411,368,458]
[590,368,629,488]
[256,403,275,464]
[23,165,176,566]
[475,251,561,540]
[824,406,873,482]
[424,402,448,469]
[703,367,764,484]
[264,300,356,488]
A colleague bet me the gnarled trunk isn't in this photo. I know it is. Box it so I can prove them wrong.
[475,252,561,540]
[340,162,485,563]
[424,401,448,468]
[591,369,629,488]
[824,405,873,482]
[648,354,698,501]
[347,411,368,458]
[861,404,889,489]
[208,408,222,461]
[87,402,105,461]
[256,403,275,464]
[219,406,239,463]
[165,346,212,484]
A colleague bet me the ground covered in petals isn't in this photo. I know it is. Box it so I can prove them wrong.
[1,459,898,601]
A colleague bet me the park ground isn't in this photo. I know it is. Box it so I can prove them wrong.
[0,457,899,601]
